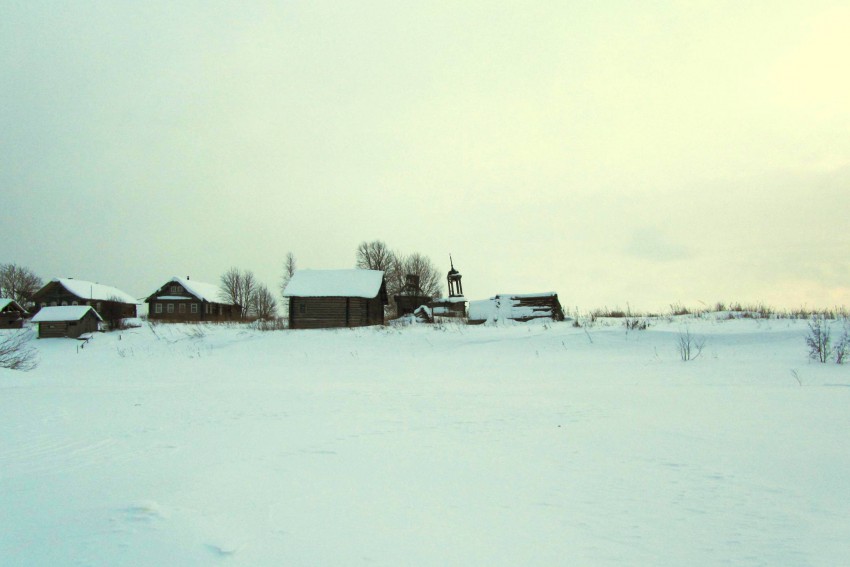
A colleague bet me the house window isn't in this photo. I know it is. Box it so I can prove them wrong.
[299,303,306,314]
[167,304,174,314]
[41,302,47,308]
[191,304,198,314]
[170,285,180,293]
[72,301,78,305]
[97,302,102,311]
[155,303,163,314]
[179,303,186,313]
[62,301,68,306]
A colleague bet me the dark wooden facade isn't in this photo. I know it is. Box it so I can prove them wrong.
[146,278,241,322]
[33,307,102,338]
[0,299,28,329]
[289,296,386,329]
[31,280,137,318]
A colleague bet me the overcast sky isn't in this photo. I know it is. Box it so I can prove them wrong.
[2,1,848,312]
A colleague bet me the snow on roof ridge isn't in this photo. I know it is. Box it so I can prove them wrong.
[32,305,104,322]
[169,276,233,305]
[283,269,385,298]
[54,278,138,304]
[0,298,26,312]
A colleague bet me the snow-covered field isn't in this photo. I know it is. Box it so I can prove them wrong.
[2,317,848,566]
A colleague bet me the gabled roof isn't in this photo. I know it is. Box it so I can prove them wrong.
[42,278,138,304]
[149,277,235,305]
[0,298,27,313]
[283,269,385,298]
[32,305,103,323]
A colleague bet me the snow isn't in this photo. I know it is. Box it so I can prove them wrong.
[163,277,231,305]
[0,298,25,312]
[283,269,384,298]
[1,316,849,565]
[155,296,193,300]
[30,305,103,322]
[55,278,138,304]
[469,295,554,323]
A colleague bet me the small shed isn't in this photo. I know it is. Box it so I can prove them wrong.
[284,269,388,329]
[32,305,103,338]
[1,299,28,329]
[468,293,565,325]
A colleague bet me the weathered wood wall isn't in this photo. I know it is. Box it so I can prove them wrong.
[289,296,384,329]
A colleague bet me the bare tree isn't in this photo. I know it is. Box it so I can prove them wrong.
[219,267,257,319]
[355,240,404,298]
[252,284,278,320]
[0,329,38,371]
[401,253,442,298]
[280,252,297,297]
[0,264,42,306]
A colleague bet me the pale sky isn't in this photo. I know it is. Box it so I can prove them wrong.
[2,1,848,312]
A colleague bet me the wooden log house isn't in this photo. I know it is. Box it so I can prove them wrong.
[146,276,241,321]
[31,305,102,338]
[30,278,138,318]
[0,298,28,329]
[468,293,565,324]
[284,269,388,329]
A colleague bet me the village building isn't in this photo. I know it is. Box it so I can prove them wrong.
[30,278,138,318]
[146,276,241,321]
[0,298,28,329]
[393,274,433,318]
[426,257,468,319]
[468,293,565,325]
[31,305,102,338]
[284,269,387,329]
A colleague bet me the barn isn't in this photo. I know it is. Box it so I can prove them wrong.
[0,299,28,329]
[284,269,387,329]
[31,305,103,338]
[31,278,138,318]
[146,276,241,322]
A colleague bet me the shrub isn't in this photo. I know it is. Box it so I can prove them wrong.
[677,328,705,361]
[624,317,648,331]
[833,322,849,364]
[806,317,831,363]
[0,330,38,371]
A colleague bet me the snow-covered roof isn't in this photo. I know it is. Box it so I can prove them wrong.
[165,277,233,305]
[54,278,138,304]
[283,269,385,298]
[468,293,562,324]
[32,305,103,323]
[0,298,26,313]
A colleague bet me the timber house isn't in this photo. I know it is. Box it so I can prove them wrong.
[284,269,388,329]
[0,298,28,329]
[30,278,138,318]
[146,276,241,321]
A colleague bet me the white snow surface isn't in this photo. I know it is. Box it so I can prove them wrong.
[469,295,555,323]
[0,298,24,312]
[1,317,849,566]
[30,305,103,322]
[55,278,138,304]
[283,269,384,298]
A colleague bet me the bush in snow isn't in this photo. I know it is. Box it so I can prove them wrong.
[833,321,849,364]
[0,329,38,371]
[677,328,705,361]
[806,316,832,363]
